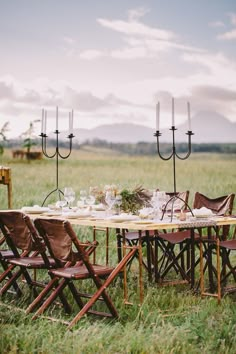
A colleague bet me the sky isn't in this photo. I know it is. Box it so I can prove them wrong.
[0,0,236,138]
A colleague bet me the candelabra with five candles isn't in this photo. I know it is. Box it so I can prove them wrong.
[40,107,74,206]
[154,98,194,221]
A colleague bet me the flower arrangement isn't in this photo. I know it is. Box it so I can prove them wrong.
[90,184,151,214]
[120,186,151,214]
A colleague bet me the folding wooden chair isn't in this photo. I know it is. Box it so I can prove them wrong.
[0,211,72,313]
[155,192,235,287]
[0,230,20,295]
[28,218,136,329]
[116,191,190,280]
[194,193,235,292]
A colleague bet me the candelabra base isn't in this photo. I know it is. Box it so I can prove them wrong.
[161,196,194,222]
[41,188,64,207]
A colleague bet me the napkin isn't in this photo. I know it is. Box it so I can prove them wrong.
[192,207,213,216]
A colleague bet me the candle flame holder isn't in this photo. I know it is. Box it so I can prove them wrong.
[40,109,74,206]
[154,126,194,221]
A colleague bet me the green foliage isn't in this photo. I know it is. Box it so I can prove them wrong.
[21,120,40,153]
[0,121,9,156]
[120,186,151,214]
[79,139,236,155]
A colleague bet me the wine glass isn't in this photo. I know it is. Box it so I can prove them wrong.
[150,191,165,220]
[105,191,116,215]
[64,187,75,208]
[86,194,95,207]
[80,189,87,205]
[55,199,67,213]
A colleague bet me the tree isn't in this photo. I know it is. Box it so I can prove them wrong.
[21,120,40,154]
[0,122,10,156]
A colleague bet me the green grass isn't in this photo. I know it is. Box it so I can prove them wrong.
[0,148,236,353]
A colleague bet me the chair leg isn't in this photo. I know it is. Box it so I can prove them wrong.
[0,260,22,296]
[32,278,70,320]
[26,277,60,314]
[216,238,221,303]
[0,268,25,296]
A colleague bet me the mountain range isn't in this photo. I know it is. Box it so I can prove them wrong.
[58,111,236,144]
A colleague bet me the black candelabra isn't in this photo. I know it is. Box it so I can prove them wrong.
[154,99,194,221]
[40,107,74,206]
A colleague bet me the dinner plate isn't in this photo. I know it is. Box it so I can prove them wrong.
[65,212,92,219]
[44,211,62,217]
[21,206,49,214]
[108,215,139,223]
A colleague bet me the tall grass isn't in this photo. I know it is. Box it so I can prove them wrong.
[0,148,235,353]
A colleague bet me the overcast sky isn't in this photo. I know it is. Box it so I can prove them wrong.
[0,0,236,138]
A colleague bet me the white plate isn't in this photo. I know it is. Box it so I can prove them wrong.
[65,212,92,219]
[108,215,139,223]
[44,211,62,217]
[21,206,49,214]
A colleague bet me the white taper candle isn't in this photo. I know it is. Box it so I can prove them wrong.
[56,106,58,131]
[41,109,44,133]
[172,97,175,127]
[71,110,74,133]
[156,102,160,131]
[44,110,47,134]
[69,112,71,134]
[187,102,191,131]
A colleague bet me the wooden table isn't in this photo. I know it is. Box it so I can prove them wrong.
[23,211,236,304]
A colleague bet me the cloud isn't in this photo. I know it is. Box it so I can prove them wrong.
[62,36,76,45]
[127,7,150,22]
[208,21,225,28]
[216,12,236,40]
[96,9,204,60]
[182,51,236,83]
[66,7,204,62]
[191,85,236,101]
[63,87,111,111]
[228,12,236,26]
[0,80,16,100]
[217,28,236,40]
[97,17,175,41]
[0,76,138,114]
[111,46,148,59]
[80,49,104,60]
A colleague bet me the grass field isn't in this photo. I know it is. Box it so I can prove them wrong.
[0,148,235,353]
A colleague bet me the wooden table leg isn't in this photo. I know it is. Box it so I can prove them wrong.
[145,230,152,282]
[138,230,144,304]
[190,228,195,288]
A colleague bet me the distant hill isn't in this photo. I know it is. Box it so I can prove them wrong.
[56,111,236,144]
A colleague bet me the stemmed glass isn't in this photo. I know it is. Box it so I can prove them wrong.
[151,191,167,220]
[80,189,87,205]
[55,199,67,213]
[105,191,116,215]
[63,187,75,208]
[86,194,95,207]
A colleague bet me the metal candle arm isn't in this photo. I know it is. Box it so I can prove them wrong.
[154,127,194,221]
[40,130,75,206]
